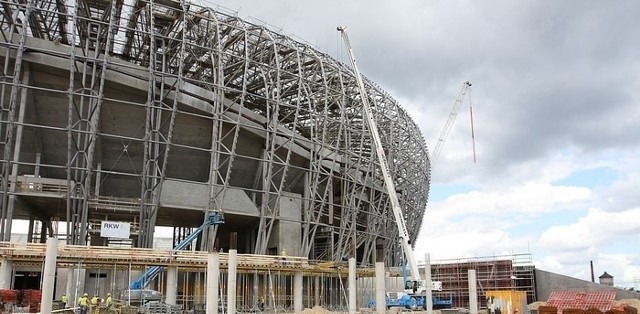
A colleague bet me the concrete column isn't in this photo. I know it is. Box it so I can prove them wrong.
[0,257,13,289]
[425,253,433,314]
[348,258,356,314]
[41,238,58,314]
[375,262,385,314]
[76,268,86,301]
[294,271,303,313]
[228,249,238,314]
[468,269,478,314]
[206,253,220,314]
[94,163,102,197]
[165,266,178,305]
[65,269,74,307]
[314,276,320,306]
[35,153,41,177]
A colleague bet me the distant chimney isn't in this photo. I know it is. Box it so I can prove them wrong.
[590,261,594,282]
[598,271,614,286]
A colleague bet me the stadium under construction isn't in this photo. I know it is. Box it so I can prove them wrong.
[1,0,636,313]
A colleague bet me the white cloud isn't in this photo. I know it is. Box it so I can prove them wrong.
[419,153,640,286]
[538,207,640,252]
[428,182,591,218]
[539,207,640,249]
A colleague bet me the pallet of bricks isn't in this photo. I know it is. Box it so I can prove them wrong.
[18,289,41,313]
[0,289,17,313]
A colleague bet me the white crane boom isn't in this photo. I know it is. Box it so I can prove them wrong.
[431,81,472,164]
[337,26,421,281]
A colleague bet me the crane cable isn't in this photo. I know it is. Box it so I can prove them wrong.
[468,88,477,163]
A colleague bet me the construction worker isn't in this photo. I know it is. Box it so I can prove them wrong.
[78,293,89,314]
[105,293,113,308]
[61,294,68,307]
[91,294,100,306]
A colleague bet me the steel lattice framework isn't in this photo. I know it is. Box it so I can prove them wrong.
[0,0,430,266]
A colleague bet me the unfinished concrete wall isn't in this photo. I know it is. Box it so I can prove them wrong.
[160,180,259,216]
[535,269,640,301]
[268,192,302,256]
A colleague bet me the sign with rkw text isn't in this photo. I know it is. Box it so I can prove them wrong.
[100,221,131,239]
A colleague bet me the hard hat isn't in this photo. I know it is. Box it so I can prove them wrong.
[107,293,111,296]
[84,293,88,296]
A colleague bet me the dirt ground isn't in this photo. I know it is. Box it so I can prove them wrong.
[527,300,640,312]
[300,306,445,314]
[297,300,640,314]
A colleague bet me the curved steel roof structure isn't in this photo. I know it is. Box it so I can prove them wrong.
[0,0,430,266]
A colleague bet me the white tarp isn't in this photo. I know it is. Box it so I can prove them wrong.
[100,221,131,239]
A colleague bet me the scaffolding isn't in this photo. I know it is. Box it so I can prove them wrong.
[425,253,536,309]
[0,241,376,311]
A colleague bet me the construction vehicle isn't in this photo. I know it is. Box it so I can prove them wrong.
[126,211,224,301]
[337,26,450,310]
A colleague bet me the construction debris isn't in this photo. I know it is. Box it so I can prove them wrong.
[614,299,640,311]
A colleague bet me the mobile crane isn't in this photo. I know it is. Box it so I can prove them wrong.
[126,211,224,301]
[337,26,447,310]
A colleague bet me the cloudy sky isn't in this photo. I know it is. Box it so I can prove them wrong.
[204,0,640,288]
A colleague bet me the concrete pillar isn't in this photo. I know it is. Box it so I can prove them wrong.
[228,249,238,314]
[375,262,385,314]
[165,266,178,305]
[294,271,303,313]
[65,269,74,307]
[206,253,220,314]
[314,276,320,306]
[94,163,102,197]
[35,153,41,177]
[0,257,13,289]
[468,269,478,314]
[348,258,356,314]
[76,268,86,301]
[425,253,433,314]
[41,238,58,314]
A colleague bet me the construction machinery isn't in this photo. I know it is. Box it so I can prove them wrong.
[337,26,449,310]
[127,211,224,294]
[431,81,474,165]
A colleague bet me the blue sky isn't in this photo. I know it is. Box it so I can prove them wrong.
[207,0,640,289]
[553,167,619,189]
